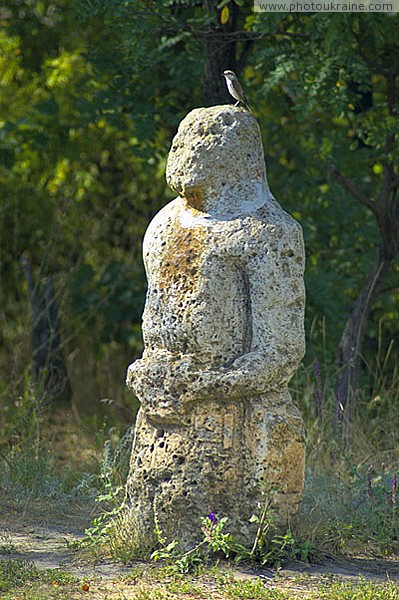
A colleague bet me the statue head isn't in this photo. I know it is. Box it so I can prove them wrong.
[166,106,268,215]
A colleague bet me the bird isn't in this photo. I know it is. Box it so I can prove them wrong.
[222,70,251,111]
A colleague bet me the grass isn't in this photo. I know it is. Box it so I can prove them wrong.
[0,375,132,522]
[289,354,399,559]
[1,560,398,600]
[318,578,399,599]
[222,577,287,599]
[0,559,80,599]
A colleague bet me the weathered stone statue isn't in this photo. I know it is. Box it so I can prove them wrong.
[126,105,305,551]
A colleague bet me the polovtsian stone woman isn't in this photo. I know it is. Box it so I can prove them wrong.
[126,105,306,551]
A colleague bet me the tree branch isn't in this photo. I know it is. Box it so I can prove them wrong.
[391,175,399,190]
[191,28,308,41]
[328,162,376,213]
[236,38,255,74]
[357,43,399,78]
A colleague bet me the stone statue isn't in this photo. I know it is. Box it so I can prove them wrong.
[126,105,306,551]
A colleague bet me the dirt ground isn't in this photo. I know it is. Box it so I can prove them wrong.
[1,501,399,599]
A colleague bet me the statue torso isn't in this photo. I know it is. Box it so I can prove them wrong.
[141,197,303,368]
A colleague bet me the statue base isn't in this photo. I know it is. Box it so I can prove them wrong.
[126,390,304,551]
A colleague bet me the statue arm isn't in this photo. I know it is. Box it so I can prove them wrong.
[189,304,305,400]
[189,228,306,400]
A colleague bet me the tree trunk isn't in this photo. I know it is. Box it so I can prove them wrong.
[337,202,398,443]
[21,257,71,405]
[337,249,394,442]
[201,0,241,105]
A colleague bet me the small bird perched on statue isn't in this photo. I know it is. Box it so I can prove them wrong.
[222,70,251,112]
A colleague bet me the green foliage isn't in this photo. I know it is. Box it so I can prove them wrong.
[0,370,134,518]
[0,531,15,555]
[285,351,399,560]
[0,0,166,402]
[201,516,235,558]
[1,4,398,408]
[69,261,145,352]
[245,495,316,566]
[150,500,315,573]
[74,425,133,553]
[152,540,204,574]
[259,15,399,364]
[1,15,399,591]
[76,0,205,149]
[80,485,126,547]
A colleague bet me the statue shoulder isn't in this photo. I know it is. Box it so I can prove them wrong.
[254,199,303,235]
[143,198,180,250]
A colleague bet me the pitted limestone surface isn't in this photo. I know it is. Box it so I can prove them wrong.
[126,105,306,550]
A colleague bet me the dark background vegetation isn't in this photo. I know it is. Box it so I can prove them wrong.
[1,3,398,445]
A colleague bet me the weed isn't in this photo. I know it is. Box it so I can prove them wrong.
[72,426,134,557]
[291,352,399,558]
[150,496,316,573]
[129,589,175,600]
[81,483,126,546]
[165,576,204,595]
[36,568,78,586]
[106,509,154,561]
[1,381,52,500]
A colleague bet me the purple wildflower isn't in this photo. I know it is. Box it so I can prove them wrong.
[367,464,373,497]
[391,474,397,506]
[315,359,323,422]
[208,512,218,524]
